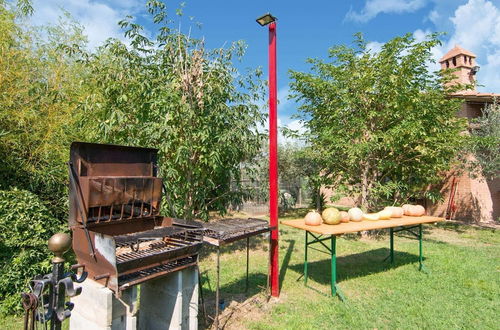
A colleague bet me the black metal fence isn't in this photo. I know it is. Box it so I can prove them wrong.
[230,179,312,216]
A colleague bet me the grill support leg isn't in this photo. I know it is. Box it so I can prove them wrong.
[196,264,207,326]
[215,247,220,329]
[245,237,249,293]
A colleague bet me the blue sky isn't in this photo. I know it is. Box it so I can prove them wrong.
[29,0,500,139]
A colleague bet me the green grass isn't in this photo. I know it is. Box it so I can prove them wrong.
[2,211,498,329]
[1,315,23,329]
[199,211,499,329]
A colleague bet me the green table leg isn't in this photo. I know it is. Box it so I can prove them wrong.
[331,235,345,301]
[304,231,308,285]
[418,224,430,273]
[331,235,336,296]
[390,227,394,264]
[419,224,422,270]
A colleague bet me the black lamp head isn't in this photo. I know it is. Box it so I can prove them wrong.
[256,13,277,26]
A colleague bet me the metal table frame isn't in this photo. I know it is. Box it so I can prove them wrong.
[303,224,427,300]
[200,225,274,329]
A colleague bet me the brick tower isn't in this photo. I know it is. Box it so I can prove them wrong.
[439,45,479,90]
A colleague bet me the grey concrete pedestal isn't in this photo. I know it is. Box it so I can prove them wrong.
[139,267,198,330]
[70,279,138,330]
[69,266,198,330]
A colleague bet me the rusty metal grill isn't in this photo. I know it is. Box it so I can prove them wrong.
[200,218,271,244]
[68,142,203,295]
[115,232,201,263]
[118,256,197,290]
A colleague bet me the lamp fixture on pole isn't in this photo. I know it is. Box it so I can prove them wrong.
[256,13,277,26]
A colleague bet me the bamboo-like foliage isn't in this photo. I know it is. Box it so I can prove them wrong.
[0,5,89,218]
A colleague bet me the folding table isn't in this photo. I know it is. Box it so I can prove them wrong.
[281,215,444,300]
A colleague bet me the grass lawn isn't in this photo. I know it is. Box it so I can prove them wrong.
[199,210,499,329]
[2,210,498,329]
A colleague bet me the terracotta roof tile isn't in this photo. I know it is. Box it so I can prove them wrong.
[439,45,476,62]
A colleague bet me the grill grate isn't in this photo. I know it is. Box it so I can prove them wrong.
[118,256,197,288]
[200,218,271,243]
[116,232,202,262]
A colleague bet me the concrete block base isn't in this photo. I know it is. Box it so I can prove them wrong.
[70,279,138,330]
[70,266,198,330]
[139,266,198,330]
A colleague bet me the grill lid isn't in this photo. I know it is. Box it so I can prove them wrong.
[68,142,161,227]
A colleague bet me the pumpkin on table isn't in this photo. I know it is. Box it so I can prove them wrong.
[304,210,322,226]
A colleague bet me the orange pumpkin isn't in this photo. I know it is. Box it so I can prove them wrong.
[305,210,323,226]
[339,211,350,223]
[414,205,426,216]
[402,204,412,215]
[384,206,404,218]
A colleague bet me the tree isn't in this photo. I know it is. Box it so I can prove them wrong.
[468,98,500,180]
[246,141,323,210]
[289,33,468,211]
[0,3,89,219]
[77,1,266,220]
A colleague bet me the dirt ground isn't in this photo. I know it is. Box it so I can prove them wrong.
[201,291,283,330]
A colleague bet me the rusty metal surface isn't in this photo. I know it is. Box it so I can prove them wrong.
[199,218,273,245]
[68,142,203,294]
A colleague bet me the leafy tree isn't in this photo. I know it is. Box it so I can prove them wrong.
[289,33,468,211]
[77,1,266,220]
[0,189,65,314]
[247,141,323,210]
[468,99,500,180]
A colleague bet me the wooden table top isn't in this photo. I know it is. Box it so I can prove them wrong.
[281,216,444,236]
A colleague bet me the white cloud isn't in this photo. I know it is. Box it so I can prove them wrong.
[346,0,428,22]
[360,0,500,92]
[446,0,500,51]
[278,117,307,145]
[30,0,144,49]
[427,9,440,24]
[277,86,293,111]
[438,0,500,92]
[366,41,384,53]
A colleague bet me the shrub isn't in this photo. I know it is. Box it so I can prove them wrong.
[0,189,65,314]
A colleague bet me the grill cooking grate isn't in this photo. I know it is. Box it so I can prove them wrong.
[201,218,271,243]
[118,256,197,288]
[116,232,201,263]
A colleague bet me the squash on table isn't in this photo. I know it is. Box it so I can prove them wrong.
[377,209,392,220]
[413,205,426,216]
[304,210,322,226]
[339,211,350,223]
[363,213,380,221]
[348,207,364,222]
[384,206,404,218]
[322,207,341,225]
[402,204,412,215]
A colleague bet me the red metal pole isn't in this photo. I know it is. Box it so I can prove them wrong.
[268,21,279,297]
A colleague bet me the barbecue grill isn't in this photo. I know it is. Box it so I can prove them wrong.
[197,218,275,329]
[201,218,271,246]
[68,142,203,295]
